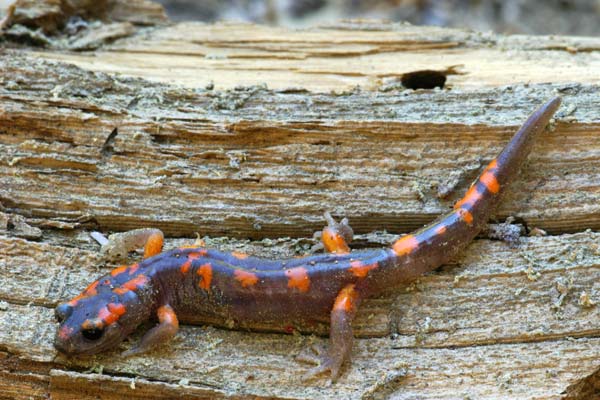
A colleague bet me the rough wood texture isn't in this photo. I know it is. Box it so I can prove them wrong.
[1,1,600,399]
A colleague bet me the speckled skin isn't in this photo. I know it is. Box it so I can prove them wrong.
[54,97,561,380]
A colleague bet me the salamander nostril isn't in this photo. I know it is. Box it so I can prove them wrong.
[55,303,73,323]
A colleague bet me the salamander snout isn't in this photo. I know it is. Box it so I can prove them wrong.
[55,303,73,323]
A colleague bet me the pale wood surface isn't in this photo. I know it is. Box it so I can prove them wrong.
[1,1,600,399]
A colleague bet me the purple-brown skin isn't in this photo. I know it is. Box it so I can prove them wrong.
[55,97,562,380]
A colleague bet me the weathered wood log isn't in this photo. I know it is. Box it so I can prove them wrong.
[1,1,600,398]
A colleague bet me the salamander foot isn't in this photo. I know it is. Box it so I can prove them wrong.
[297,344,344,382]
[312,211,354,254]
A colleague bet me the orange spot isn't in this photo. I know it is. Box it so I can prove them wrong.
[234,270,259,287]
[333,284,359,313]
[128,263,139,275]
[197,263,213,290]
[180,253,202,274]
[322,227,350,254]
[122,274,149,291]
[486,159,498,171]
[231,251,249,260]
[349,261,378,278]
[480,171,500,194]
[98,306,120,325]
[392,234,419,257]
[454,185,484,210]
[113,287,129,295]
[458,209,473,225]
[285,267,310,292]
[85,280,100,295]
[435,225,447,235]
[108,302,126,316]
[110,265,128,277]
[68,280,101,306]
[157,305,179,329]
[143,232,164,258]
[180,260,192,274]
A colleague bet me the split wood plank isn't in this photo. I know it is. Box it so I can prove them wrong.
[1,1,600,398]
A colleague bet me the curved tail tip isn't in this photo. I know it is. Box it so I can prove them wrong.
[544,96,562,114]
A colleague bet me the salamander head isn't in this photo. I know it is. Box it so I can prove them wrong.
[54,272,153,356]
[54,299,124,355]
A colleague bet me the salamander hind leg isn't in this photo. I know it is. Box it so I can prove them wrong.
[122,305,179,356]
[299,284,361,382]
[312,212,354,254]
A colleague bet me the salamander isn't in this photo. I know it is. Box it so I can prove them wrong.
[54,97,562,380]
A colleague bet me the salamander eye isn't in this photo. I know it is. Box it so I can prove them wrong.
[81,327,104,341]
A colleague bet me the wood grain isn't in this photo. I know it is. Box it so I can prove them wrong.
[1,1,600,398]
[2,232,600,399]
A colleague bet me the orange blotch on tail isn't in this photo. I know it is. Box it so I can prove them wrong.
[486,159,498,171]
[392,234,419,257]
[349,261,378,278]
[333,284,359,313]
[458,209,474,225]
[434,225,447,235]
[197,263,213,290]
[478,159,500,194]
[234,270,259,287]
[480,171,500,194]
[285,267,310,292]
[454,185,484,210]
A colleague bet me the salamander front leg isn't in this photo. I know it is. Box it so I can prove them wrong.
[300,284,361,381]
[312,212,354,254]
[91,228,164,261]
[122,305,179,356]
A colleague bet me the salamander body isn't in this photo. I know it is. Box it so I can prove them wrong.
[55,97,562,380]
